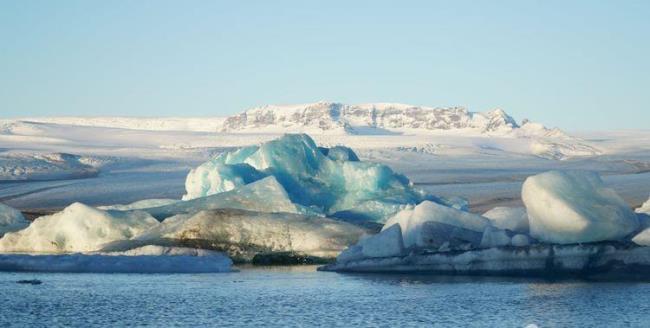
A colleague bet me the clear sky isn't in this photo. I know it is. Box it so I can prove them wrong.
[1,1,648,130]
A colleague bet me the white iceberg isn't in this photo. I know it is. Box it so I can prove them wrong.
[183,134,440,222]
[0,246,232,273]
[637,196,650,214]
[632,229,650,246]
[479,226,512,248]
[0,203,29,237]
[383,201,490,249]
[482,206,529,234]
[522,170,638,244]
[0,203,159,253]
[337,224,404,263]
[117,208,368,261]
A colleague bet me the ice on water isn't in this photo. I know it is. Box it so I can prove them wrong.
[125,209,367,260]
[522,170,638,244]
[0,246,232,273]
[482,206,529,234]
[0,203,159,253]
[0,203,29,237]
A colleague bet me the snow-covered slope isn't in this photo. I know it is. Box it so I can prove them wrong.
[15,117,226,132]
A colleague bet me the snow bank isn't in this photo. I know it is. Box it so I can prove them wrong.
[482,206,529,234]
[0,203,29,237]
[0,203,159,253]
[183,134,439,222]
[522,170,638,244]
[0,246,232,273]
[383,201,490,249]
[120,209,368,260]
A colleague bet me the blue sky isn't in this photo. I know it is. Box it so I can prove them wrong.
[1,1,648,130]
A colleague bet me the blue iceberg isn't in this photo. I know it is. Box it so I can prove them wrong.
[184,134,441,222]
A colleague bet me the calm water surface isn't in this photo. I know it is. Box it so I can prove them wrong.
[1,266,649,327]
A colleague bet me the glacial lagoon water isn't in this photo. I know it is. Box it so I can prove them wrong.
[2,266,650,327]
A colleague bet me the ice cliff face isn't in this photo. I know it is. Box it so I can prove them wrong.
[221,102,524,134]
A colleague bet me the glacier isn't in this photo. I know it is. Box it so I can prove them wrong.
[183,134,440,222]
[522,170,639,244]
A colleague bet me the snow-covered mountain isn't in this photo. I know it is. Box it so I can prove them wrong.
[221,102,535,135]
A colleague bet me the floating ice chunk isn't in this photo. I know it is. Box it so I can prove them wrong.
[480,227,511,248]
[0,246,232,273]
[511,234,531,247]
[482,206,529,234]
[632,229,650,246]
[145,176,318,220]
[637,196,650,214]
[0,203,159,253]
[522,170,639,244]
[383,201,490,249]
[0,203,29,237]
[98,199,180,211]
[183,134,438,222]
[337,224,404,263]
[322,243,650,277]
[120,209,367,261]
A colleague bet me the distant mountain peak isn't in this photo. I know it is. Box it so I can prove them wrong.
[221,102,528,135]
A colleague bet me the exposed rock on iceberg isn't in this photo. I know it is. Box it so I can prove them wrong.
[0,203,29,237]
[183,134,438,222]
[108,209,368,261]
[0,203,159,253]
[522,171,639,244]
[482,206,529,234]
